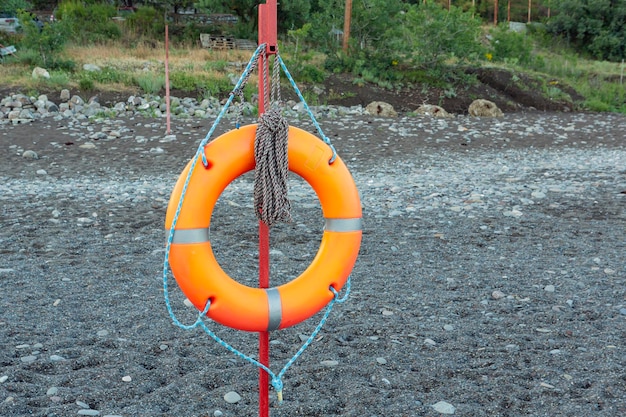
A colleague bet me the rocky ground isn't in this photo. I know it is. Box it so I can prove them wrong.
[0,99,625,417]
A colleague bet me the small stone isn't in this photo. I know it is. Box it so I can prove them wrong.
[50,355,65,361]
[78,410,100,416]
[214,411,224,417]
[424,338,437,346]
[432,400,456,414]
[36,169,47,175]
[619,308,626,316]
[76,400,90,409]
[223,391,241,404]
[20,355,37,363]
[122,375,132,382]
[159,344,168,350]
[540,382,555,389]
[443,324,454,331]
[183,298,194,308]
[46,387,59,396]
[544,284,555,292]
[22,150,39,159]
[97,330,109,337]
[321,360,339,367]
[492,290,506,299]
[375,357,387,365]
[0,376,8,383]
[79,142,96,149]
[381,309,394,316]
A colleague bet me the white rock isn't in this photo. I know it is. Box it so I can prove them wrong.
[492,290,506,299]
[432,400,456,414]
[22,150,39,160]
[365,101,397,117]
[223,391,241,404]
[32,67,51,79]
[83,63,101,72]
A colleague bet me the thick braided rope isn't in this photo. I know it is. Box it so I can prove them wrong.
[254,106,291,226]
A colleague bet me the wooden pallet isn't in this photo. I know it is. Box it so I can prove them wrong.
[200,35,257,51]
[200,35,235,50]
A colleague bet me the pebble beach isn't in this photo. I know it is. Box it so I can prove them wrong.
[1,97,625,416]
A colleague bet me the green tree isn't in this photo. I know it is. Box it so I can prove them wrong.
[547,0,626,61]
[17,9,71,68]
[0,0,32,14]
[388,1,484,70]
[57,0,122,43]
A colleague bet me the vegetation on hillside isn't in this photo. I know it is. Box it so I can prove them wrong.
[0,0,624,113]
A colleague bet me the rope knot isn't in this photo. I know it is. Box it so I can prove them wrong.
[271,377,284,404]
[254,107,292,227]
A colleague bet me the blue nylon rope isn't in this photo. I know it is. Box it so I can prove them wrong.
[275,53,337,164]
[162,43,350,405]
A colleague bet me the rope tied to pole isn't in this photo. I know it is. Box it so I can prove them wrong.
[254,54,291,226]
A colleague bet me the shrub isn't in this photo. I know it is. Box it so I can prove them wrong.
[124,6,164,40]
[17,10,70,68]
[136,73,165,94]
[489,24,533,65]
[57,0,121,44]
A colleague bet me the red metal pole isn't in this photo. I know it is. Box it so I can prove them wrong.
[257,2,277,416]
[165,24,171,135]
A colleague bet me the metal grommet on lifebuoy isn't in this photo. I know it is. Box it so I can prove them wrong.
[165,124,362,332]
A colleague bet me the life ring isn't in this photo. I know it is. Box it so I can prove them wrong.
[165,124,362,332]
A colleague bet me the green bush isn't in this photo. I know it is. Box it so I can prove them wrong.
[17,10,70,68]
[57,0,121,44]
[136,73,165,94]
[81,67,130,84]
[124,6,164,40]
[170,72,200,92]
[489,25,533,65]
[78,77,94,91]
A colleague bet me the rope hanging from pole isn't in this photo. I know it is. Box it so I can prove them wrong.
[254,54,291,227]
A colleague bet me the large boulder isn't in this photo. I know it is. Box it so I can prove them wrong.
[365,101,397,117]
[415,104,453,118]
[468,99,503,117]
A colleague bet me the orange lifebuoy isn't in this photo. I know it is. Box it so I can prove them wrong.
[165,124,362,332]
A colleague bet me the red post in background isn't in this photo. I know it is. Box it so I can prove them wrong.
[164,24,171,135]
[257,1,277,416]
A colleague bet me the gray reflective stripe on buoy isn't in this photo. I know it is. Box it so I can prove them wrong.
[324,218,362,232]
[266,288,282,331]
[167,228,210,244]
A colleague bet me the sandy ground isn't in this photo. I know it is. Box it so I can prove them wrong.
[1,111,625,417]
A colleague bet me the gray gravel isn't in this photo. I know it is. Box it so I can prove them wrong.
[1,110,625,416]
